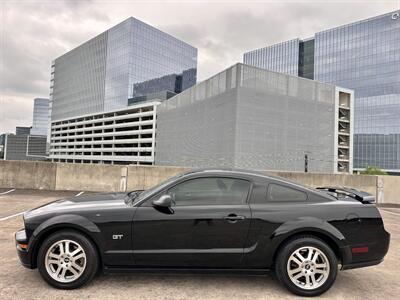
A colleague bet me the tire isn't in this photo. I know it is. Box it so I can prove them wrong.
[275,235,338,297]
[37,230,99,289]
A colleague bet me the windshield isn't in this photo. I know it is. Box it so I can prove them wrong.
[132,173,185,203]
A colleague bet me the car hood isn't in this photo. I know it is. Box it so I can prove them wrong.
[24,192,129,219]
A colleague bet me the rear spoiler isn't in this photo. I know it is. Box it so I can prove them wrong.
[316,186,375,204]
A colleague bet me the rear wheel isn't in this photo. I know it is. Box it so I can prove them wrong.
[37,230,99,289]
[275,236,338,297]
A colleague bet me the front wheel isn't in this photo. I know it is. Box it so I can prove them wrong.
[275,236,338,297]
[37,230,99,289]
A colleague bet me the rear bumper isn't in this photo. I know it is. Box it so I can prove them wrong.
[341,229,390,270]
[342,258,383,270]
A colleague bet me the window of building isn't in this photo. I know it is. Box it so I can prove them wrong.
[168,177,250,206]
[267,183,307,202]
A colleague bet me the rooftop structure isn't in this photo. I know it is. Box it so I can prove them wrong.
[155,63,354,173]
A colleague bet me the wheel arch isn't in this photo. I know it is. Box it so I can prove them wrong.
[271,229,344,268]
[30,216,103,269]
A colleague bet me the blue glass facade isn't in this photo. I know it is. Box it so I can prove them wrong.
[31,98,49,136]
[52,17,197,120]
[104,18,197,111]
[244,39,299,76]
[314,12,400,171]
[243,11,400,172]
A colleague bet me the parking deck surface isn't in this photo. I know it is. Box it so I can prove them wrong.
[0,189,399,299]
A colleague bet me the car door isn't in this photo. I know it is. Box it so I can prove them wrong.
[132,176,252,268]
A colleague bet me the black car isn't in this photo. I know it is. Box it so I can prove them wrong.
[15,169,390,296]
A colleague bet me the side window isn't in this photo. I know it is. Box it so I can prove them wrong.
[267,184,307,202]
[168,177,250,206]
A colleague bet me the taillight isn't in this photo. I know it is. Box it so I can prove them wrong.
[351,247,369,253]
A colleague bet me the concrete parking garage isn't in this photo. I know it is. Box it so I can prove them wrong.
[0,189,399,300]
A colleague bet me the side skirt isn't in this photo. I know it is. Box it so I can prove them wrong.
[103,267,270,275]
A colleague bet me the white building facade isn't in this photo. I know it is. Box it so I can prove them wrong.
[49,102,159,165]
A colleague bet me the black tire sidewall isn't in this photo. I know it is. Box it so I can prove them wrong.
[276,237,338,297]
[37,230,98,289]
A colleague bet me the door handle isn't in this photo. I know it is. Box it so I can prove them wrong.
[224,214,245,223]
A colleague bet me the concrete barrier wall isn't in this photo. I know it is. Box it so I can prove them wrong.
[0,161,191,193]
[0,160,56,190]
[377,175,400,205]
[55,163,123,192]
[1,160,399,204]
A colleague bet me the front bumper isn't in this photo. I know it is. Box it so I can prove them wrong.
[15,229,34,269]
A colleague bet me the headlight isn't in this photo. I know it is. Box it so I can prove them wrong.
[15,229,28,250]
[15,229,27,243]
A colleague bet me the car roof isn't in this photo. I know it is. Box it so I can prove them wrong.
[182,167,296,183]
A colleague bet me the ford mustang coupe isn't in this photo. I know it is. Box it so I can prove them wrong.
[15,169,390,296]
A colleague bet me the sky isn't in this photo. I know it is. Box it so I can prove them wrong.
[0,0,398,133]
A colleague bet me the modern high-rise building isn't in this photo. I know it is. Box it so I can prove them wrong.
[31,98,49,136]
[50,17,197,121]
[155,63,354,174]
[244,10,400,173]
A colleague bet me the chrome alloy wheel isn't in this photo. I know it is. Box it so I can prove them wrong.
[45,239,87,283]
[286,246,330,290]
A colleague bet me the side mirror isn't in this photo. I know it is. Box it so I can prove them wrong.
[152,194,173,208]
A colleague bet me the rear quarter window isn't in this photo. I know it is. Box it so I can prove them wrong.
[267,183,308,202]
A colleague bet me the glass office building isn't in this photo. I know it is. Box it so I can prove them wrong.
[51,17,197,120]
[244,11,400,173]
[31,98,49,136]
